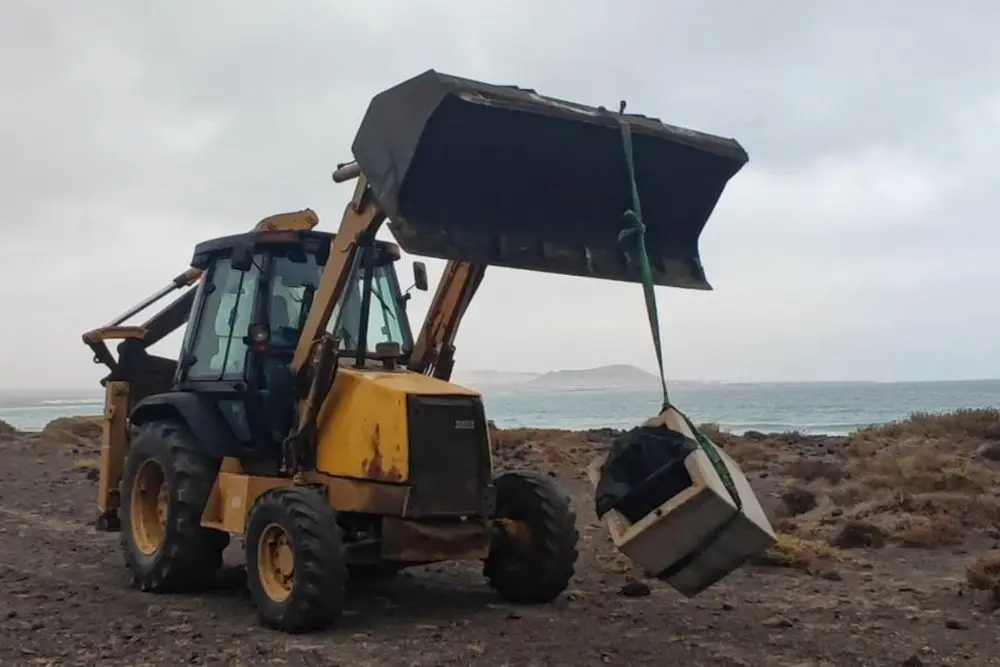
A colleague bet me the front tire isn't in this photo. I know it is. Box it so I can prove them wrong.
[246,487,348,633]
[119,420,230,593]
[484,472,580,603]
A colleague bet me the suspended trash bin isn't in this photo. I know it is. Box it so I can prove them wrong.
[590,407,776,597]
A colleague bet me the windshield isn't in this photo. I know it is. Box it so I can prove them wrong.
[327,262,412,355]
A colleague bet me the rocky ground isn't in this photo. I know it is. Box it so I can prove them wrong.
[3,411,1000,665]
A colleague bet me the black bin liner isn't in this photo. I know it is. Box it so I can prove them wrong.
[351,70,749,290]
[595,426,700,524]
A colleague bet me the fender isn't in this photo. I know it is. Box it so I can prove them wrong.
[131,392,243,461]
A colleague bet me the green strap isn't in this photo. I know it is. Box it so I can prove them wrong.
[615,106,670,412]
[615,102,742,510]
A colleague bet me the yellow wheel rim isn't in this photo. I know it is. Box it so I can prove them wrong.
[258,523,295,603]
[497,518,532,548]
[130,460,168,556]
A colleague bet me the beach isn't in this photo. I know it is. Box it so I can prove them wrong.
[2,410,1000,665]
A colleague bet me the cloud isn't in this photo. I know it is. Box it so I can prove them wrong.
[0,0,998,390]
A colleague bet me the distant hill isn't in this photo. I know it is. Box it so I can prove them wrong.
[450,364,715,391]
[526,364,661,390]
[450,370,542,387]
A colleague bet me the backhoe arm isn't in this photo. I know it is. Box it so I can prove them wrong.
[87,208,321,532]
[407,260,487,380]
[84,207,323,376]
[279,176,389,472]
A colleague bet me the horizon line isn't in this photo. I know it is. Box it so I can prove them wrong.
[4,376,1000,395]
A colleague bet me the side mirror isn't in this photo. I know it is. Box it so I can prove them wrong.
[398,261,429,311]
[412,261,428,292]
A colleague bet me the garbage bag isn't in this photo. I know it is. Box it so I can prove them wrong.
[594,425,700,523]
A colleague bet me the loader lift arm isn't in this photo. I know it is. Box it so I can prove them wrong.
[311,163,487,383]
[290,177,383,375]
[407,260,486,381]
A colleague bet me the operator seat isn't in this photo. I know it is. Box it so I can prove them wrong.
[269,292,296,347]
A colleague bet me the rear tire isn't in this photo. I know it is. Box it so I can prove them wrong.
[246,487,348,634]
[119,420,230,593]
[484,472,579,603]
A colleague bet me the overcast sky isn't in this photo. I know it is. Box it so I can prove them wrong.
[1,1,998,391]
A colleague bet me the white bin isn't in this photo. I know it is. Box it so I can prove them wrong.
[589,409,776,597]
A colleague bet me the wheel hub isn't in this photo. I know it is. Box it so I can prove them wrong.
[258,524,295,603]
[496,518,532,548]
[131,460,168,556]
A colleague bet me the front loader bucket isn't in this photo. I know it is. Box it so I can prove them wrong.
[352,70,748,289]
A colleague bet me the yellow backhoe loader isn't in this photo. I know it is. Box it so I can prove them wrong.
[81,70,748,634]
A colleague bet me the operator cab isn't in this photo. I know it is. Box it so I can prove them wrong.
[174,229,427,452]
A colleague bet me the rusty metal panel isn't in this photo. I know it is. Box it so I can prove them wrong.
[208,471,288,535]
[318,474,409,515]
[380,517,491,562]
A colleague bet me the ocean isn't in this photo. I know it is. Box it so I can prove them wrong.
[2,379,999,436]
